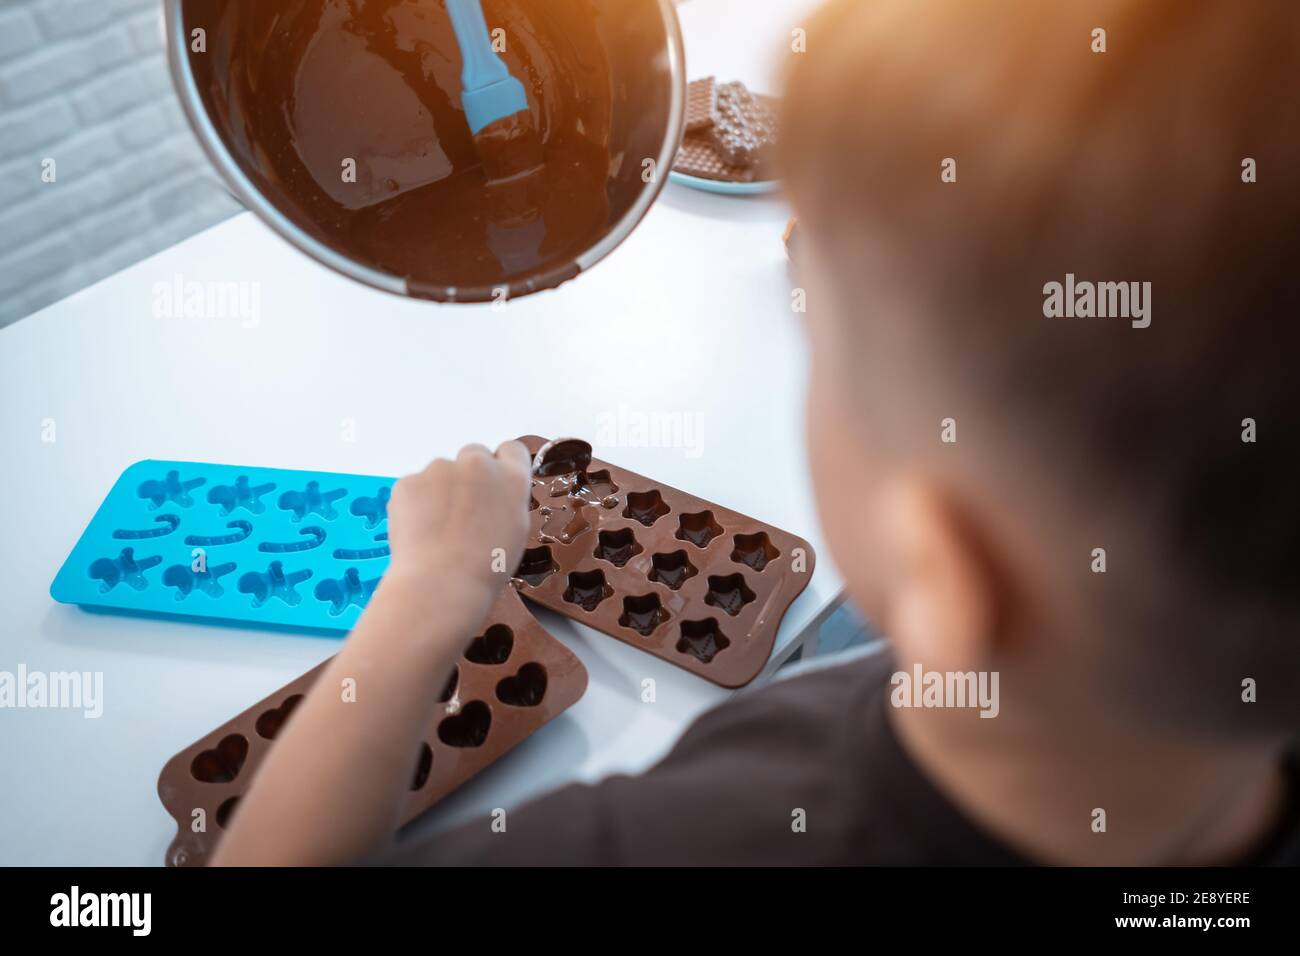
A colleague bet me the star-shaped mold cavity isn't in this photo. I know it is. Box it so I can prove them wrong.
[704,573,757,616]
[238,560,313,608]
[538,502,593,545]
[730,531,780,571]
[88,547,162,592]
[677,618,731,663]
[513,545,558,587]
[593,527,642,568]
[676,510,724,548]
[622,489,670,527]
[137,469,206,509]
[619,593,670,636]
[563,569,613,611]
[277,481,348,522]
[648,549,697,590]
[567,469,620,509]
[207,475,276,516]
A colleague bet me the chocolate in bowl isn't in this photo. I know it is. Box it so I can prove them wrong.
[166,0,684,301]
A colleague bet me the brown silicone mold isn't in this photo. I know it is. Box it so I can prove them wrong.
[514,436,816,688]
[156,588,586,867]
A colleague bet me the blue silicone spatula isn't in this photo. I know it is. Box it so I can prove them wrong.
[445,0,543,181]
[446,0,527,133]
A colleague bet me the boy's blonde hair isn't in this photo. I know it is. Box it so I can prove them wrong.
[781,0,1300,734]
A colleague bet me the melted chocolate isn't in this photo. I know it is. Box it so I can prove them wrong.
[191,0,626,298]
[533,437,593,476]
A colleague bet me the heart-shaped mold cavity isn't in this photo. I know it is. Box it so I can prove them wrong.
[623,489,670,527]
[278,481,348,521]
[648,549,697,590]
[216,795,240,829]
[314,567,380,616]
[137,469,205,509]
[238,561,312,608]
[411,742,433,790]
[495,663,548,707]
[163,561,238,600]
[350,486,390,529]
[704,573,757,616]
[563,569,613,611]
[190,734,249,783]
[437,700,492,748]
[677,619,731,664]
[513,546,558,587]
[88,547,162,593]
[439,666,459,703]
[619,593,670,636]
[207,476,276,516]
[593,528,643,568]
[676,510,723,548]
[465,624,514,665]
[731,531,780,572]
[255,694,304,740]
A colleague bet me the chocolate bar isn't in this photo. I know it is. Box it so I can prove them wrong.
[674,135,759,183]
[709,81,779,168]
[673,77,779,183]
[685,75,719,132]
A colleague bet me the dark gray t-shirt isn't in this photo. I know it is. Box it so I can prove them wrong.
[381,649,1300,865]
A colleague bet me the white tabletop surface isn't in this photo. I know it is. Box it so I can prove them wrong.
[0,0,839,865]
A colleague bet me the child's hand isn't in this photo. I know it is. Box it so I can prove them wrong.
[385,441,533,606]
[215,440,534,867]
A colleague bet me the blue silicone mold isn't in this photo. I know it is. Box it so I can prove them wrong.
[51,461,396,632]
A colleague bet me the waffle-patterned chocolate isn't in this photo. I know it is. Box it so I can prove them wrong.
[673,77,779,184]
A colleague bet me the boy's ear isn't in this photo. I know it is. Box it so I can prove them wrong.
[875,477,1000,673]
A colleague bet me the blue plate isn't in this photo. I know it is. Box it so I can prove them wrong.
[669,170,780,195]
[51,460,396,632]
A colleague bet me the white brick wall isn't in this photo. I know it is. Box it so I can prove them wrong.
[0,0,243,327]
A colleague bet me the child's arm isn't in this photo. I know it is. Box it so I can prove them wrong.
[212,441,533,866]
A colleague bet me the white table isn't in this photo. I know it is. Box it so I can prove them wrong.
[0,0,839,865]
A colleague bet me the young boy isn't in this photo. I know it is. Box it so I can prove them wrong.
[214,0,1300,865]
